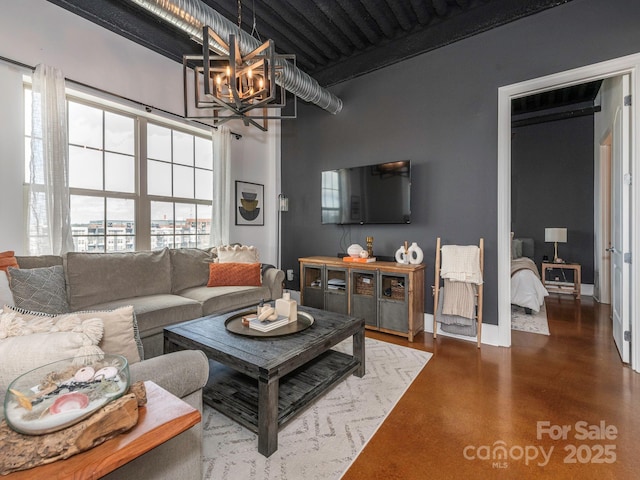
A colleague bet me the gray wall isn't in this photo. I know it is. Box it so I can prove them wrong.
[281,0,640,324]
[511,115,595,283]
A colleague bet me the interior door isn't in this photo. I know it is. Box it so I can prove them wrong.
[611,74,632,363]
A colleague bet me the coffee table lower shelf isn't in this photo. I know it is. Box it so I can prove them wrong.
[204,349,359,433]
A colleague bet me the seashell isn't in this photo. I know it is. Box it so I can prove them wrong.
[74,366,95,382]
[257,307,275,321]
[93,366,118,380]
[9,388,32,411]
[50,392,89,415]
[34,384,58,398]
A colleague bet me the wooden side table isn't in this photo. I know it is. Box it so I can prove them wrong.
[6,381,201,479]
[541,262,581,300]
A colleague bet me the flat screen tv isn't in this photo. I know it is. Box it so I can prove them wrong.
[321,160,411,224]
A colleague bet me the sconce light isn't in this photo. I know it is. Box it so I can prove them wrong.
[278,193,289,212]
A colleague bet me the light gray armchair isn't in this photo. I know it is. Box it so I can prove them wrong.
[103,349,209,480]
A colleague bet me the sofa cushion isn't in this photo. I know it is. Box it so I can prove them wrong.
[65,249,172,311]
[170,248,213,293]
[86,294,203,340]
[216,245,259,263]
[7,265,69,314]
[3,305,142,365]
[15,255,63,269]
[179,285,270,316]
[129,350,209,400]
[207,262,261,287]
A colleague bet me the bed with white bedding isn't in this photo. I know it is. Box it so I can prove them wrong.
[511,238,548,313]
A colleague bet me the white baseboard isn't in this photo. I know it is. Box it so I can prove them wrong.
[289,290,301,303]
[581,283,594,296]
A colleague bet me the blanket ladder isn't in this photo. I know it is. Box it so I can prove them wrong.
[432,237,484,348]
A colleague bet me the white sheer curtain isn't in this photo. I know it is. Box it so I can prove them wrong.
[28,64,74,255]
[211,125,231,247]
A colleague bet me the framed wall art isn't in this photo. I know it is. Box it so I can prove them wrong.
[235,181,264,226]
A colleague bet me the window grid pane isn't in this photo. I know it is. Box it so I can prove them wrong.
[24,86,213,252]
[148,122,213,248]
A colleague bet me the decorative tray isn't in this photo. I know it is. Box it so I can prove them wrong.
[4,354,130,435]
[225,310,314,337]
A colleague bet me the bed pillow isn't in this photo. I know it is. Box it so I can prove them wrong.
[0,310,104,393]
[511,239,523,259]
[3,305,142,365]
[216,245,259,263]
[207,262,261,287]
[6,265,69,314]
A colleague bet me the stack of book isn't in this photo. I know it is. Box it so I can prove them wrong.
[343,256,376,263]
[327,278,346,290]
[247,314,289,332]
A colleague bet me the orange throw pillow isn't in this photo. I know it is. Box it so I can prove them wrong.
[207,262,261,287]
[0,251,18,272]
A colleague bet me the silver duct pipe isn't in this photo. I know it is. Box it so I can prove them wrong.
[129,0,343,114]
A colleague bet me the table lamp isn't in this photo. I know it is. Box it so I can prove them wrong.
[545,227,567,263]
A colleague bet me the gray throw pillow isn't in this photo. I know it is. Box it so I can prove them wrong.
[7,265,69,314]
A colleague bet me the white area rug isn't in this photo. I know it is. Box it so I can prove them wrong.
[202,337,432,480]
[511,304,550,335]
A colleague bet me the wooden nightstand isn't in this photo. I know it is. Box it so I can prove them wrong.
[541,262,581,300]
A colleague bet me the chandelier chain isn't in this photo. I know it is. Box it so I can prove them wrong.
[250,0,262,42]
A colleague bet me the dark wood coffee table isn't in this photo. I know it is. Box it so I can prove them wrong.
[164,305,365,457]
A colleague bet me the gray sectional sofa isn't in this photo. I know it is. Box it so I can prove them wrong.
[17,247,285,358]
[11,247,284,479]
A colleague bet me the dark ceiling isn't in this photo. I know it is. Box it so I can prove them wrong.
[47,0,573,87]
[512,80,603,127]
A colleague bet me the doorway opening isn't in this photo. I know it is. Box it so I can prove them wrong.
[596,131,612,305]
[497,54,640,371]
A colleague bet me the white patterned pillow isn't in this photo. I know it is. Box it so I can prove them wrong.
[7,265,69,314]
[0,311,104,405]
[216,245,259,263]
[3,305,143,365]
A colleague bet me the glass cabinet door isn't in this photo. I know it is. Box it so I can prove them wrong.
[351,270,377,327]
[378,272,409,333]
[325,267,348,314]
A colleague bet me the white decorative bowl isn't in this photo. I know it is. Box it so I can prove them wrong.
[347,244,364,258]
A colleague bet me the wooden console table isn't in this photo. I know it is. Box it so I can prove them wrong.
[542,262,581,299]
[299,256,425,341]
[6,381,201,479]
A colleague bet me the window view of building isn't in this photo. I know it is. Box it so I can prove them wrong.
[24,88,214,252]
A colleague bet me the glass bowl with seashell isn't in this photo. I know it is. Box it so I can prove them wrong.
[4,354,130,435]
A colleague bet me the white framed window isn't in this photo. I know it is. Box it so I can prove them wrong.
[147,123,213,249]
[24,87,214,252]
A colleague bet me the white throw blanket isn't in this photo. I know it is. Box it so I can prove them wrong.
[442,279,476,319]
[440,245,483,285]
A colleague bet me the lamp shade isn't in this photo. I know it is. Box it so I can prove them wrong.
[545,228,567,243]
